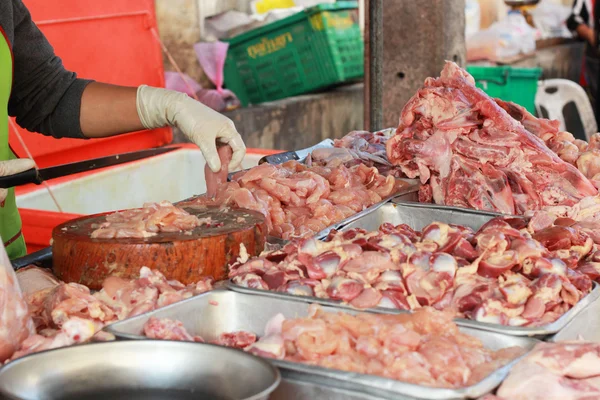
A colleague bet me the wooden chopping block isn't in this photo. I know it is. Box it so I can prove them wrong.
[52,206,267,290]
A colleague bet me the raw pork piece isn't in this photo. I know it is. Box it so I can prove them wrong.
[182,160,407,239]
[493,342,600,400]
[91,201,209,239]
[229,217,595,327]
[6,267,214,362]
[205,144,233,198]
[246,305,526,389]
[386,62,597,215]
[0,241,35,363]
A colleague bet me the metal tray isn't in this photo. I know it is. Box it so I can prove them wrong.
[550,289,600,342]
[105,290,539,400]
[228,202,600,337]
[312,181,420,240]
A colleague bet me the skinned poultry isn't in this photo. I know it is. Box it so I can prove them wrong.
[139,305,526,389]
[7,266,213,362]
[181,160,406,239]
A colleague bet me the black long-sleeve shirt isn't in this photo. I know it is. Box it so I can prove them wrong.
[567,0,600,57]
[0,0,93,139]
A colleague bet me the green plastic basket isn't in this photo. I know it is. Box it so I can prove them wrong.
[224,1,363,106]
[466,66,542,114]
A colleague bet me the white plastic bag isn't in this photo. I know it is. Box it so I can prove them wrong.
[0,238,35,363]
[465,0,481,38]
[529,0,572,39]
[467,11,536,62]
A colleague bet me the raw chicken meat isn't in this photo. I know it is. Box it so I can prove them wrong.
[246,305,526,389]
[0,241,35,363]
[205,145,233,198]
[181,160,408,239]
[144,317,204,342]
[91,201,209,239]
[308,129,404,177]
[492,342,600,400]
[142,317,257,349]
[6,267,214,362]
[230,217,595,327]
[386,62,597,215]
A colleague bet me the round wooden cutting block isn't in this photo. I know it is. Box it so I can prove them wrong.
[52,206,267,290]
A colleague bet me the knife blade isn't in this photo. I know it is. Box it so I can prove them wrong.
[258,138,335,165]
[227,139,335,181]
[0,146,179,189]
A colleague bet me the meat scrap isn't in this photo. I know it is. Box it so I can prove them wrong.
[386,61,597,215]
[91,201,209,239]
[143,317,257,349]
[230,217,595,327]
[7,267,214,362]
[246,305,526,389]
[181,160,408,240]
[492,342,600,400]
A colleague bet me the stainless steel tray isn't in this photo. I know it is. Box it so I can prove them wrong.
[312,181,420,240]
[105,290,539,400]
[550,289,600,342]
[228,202,600,337]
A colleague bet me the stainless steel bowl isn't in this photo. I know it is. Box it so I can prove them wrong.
[0,341,280,400]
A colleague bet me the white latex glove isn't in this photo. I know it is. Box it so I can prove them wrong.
[0,158,36,203]
[136,85,246,173]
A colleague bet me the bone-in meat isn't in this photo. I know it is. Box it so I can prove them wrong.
[230,217,595,327]
[246,305,526,389]
[182,160,406,239]
[491,342,600,400]
[90,201,208,239]
[386,62,598,215]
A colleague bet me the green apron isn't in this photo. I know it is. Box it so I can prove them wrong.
[0,29,27,259]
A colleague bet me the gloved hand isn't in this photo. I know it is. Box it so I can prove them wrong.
[136,85,246,173]
[0,158,36,204]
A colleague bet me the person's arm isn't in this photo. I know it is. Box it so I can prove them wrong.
[576,24,596,46]
[567,0,594,45]
[7,0,245,172]
[79,83,246,172]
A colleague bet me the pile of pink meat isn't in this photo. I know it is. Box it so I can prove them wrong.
[385,62,600,233]
[484,342,600,400]
[230,216,597,327]
[1,265,213,363]
[90,201,209,239]
[307,129,404,177]
[142,305,526,389]
[183,160,408,239]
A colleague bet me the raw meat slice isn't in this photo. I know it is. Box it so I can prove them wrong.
[90,201,208,239]
[205,145,233,198]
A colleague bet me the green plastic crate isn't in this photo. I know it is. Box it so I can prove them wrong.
[466,66,542,114]
[224,1,363,106]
